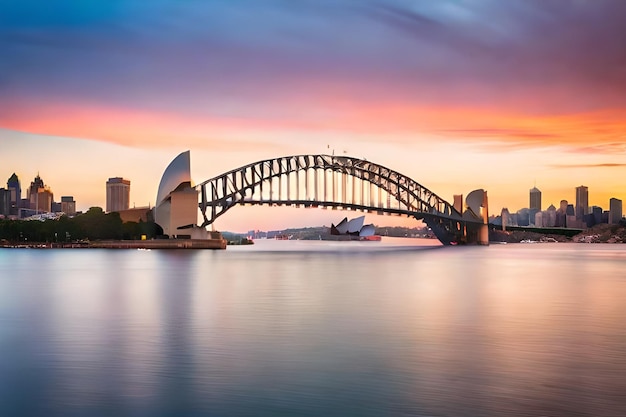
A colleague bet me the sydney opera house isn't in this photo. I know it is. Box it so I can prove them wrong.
[153,151,209,239]
[330,216,376,238]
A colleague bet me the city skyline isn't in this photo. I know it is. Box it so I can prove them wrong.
[1,168,622,230]
[2,1,626,230]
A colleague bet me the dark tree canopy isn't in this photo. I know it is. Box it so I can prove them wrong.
[0,207,162,242]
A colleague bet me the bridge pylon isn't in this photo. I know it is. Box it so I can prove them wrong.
[461,189,489,245]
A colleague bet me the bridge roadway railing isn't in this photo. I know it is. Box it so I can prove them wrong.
[210,198,481,224]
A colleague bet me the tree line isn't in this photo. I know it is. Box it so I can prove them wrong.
[0,207,162,243]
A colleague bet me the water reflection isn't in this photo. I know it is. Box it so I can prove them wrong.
[0,243,625,416]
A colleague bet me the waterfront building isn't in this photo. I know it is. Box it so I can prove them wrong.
[61,196,76,216]
[154,151,208,239]
[7,173,21,215]
[609,198,623,224]
[27,174,53,213]
[529,187,541,211]
[117,206,151,223]
[575,185,588,220]
[106,177,130,213]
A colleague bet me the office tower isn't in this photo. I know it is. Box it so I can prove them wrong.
[106,177,130,212]
[566,203,579,228]
[7,173,21,215]
[61,196,77,216]
[609,198,622,224]
[545,204,557,227]
[555,200,568,227]
[591,206,603,225]
[575,185,588,220]
[27,174,53,213]
[0,188,10,215]
[534,211,543,227]
[529,186,541,211]
[500,207,510,230]
[516,208,530,226]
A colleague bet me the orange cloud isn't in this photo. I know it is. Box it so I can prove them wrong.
[2,97,625,154]
[0,100,298,151]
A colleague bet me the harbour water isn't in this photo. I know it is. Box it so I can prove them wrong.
[1,239,625,416]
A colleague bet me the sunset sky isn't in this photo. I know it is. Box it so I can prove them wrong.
[2,0,625,231]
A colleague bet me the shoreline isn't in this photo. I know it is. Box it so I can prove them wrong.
[0,238,227,250]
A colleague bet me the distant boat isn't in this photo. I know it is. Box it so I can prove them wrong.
[275,234,290,240]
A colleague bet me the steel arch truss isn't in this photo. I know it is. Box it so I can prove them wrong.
[197,154,467,234]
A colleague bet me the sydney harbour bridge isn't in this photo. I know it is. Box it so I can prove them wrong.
[193,154,489,245]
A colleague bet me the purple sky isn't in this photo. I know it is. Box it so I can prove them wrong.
[2,1,625,229]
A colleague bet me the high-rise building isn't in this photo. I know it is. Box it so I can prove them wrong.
[534,211,543,227]
[27,174,53,213]
[566,203,580,228]
[0,188,11,216]
[61,196,77,216]
[575,185,588,220]
[106,177,130,212]
[591,206,604,225]
[609,198,622,224]
[529,186,542,211]
[555,199,568,227]
[7,173,21,215]
[516,208,530,226]
[500,207,511,230]
[545,204,557,227]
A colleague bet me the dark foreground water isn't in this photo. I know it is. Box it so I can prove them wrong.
[1,239,625,417]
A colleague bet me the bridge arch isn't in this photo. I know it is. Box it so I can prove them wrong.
[197,154,480,244]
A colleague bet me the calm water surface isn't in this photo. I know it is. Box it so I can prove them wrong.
[1,239,625,416]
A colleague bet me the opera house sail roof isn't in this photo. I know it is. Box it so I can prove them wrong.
[331,216,375,237]
[156,150,192,206]
[154,150,202,238]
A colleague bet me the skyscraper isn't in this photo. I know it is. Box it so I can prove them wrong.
[529,186,541,211]
[7,173,21,215]
[609,198,622,224]
[575,185,588,220]
[555,199,568,227]
[0,188,10,216]
[106,177,130,212]
[27,174,53,213]
[61,196,77,216]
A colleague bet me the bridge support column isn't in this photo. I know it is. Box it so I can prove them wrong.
[478,224,489,246]
[463,190,490,245]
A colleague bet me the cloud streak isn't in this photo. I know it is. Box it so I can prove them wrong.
[550,163,626,169]
[1,0,626,153]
